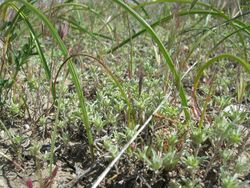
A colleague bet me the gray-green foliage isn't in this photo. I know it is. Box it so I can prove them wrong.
[0,0,249,187]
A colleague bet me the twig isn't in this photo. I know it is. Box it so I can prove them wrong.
[91,92,172,188]
[91,58,195,187]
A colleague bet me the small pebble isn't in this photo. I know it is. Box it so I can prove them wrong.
[23,124,30,130]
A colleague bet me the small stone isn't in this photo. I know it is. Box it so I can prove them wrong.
[23,124,30,130]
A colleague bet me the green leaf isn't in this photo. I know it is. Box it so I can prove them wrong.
[112,0,190,121]
[190,0,199,9]
[0,0,94,158]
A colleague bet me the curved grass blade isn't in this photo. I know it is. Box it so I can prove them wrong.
[112,0,190,121]
[0,4,54,99]
[106,10,221,53]
[8,3,56,99]
[190,0,199,9]
[184,29,214,63]
[130,0,149,17]
[0,0,94,158]
[53,53,134,128]
[24,2,113,44]
[60,17,112,41]
[48,2,100,15]
[135,1,250,36]
[134,0,208,8]
[209,25,250,57]
[45,3,113,40]
[193,54,250,102]
[46,2,113,39]
[185,26,244,63]
[108,6,250,54]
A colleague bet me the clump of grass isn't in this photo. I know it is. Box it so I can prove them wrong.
[0,0,249,187]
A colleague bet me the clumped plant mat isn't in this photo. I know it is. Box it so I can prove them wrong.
[0,0,250,187]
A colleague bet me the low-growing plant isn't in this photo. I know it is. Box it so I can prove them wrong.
[0,0,249,187]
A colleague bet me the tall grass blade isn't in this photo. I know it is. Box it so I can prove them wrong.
[61,17,112,41]
[190,0,199,9]
[112,0,190,121]
[108,7,250,54]
[107,10,220,53]
[48,2,100,15]
[209,25,250,57]
[193,54,250,101]
[0,0,94,158]
[135,1,250,35]
[130,0,149,17]
[8,3,55,99]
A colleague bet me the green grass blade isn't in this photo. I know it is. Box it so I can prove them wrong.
[47,2,100,15]
[49,2,113,39]
[190,0,199,9]
[45,2,113,42]
[135,0,250,36]
[130,0,149,17]
[108,7,250,54]
[0,0,94,158]
[112,0,190,121]
[1,4,55,100]
[107,10,220,53]
[8,3,55,99]
[61,17,112,41]
[193,54,250,99]
[209,25,250,57]
[133,0,208,8]
[184,29,213,63]
[53,53,134,128]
